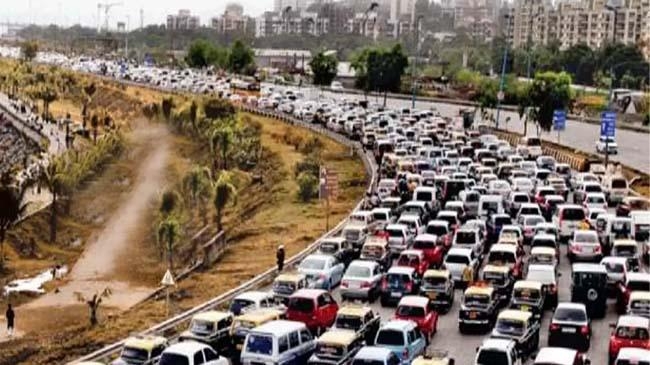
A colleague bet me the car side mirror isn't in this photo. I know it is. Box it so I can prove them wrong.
[609,323,616,329]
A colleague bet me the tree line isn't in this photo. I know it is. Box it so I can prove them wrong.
[184,39,255,74]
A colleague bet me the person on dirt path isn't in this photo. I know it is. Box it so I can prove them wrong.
[276,245,285,273]
[5,304,14,337]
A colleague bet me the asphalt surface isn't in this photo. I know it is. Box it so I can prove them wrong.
[311,89,650,174]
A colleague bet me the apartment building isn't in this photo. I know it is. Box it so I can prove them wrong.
[211,3,250,34]
[255,10,329,37]
[166,9,200,30]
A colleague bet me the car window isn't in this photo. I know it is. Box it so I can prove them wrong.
[151,345,164,358]
[203,348,219,361]
[317,295,328,307]
[376,329,405,346]
[159,353,189,365]
[323,293,334,304]
[278,335,289,353]
[300,329,312,343]
[407,329,417,343]
[289,331,300,348]
[193,350,205,365]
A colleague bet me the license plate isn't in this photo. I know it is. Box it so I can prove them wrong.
[391,292,401,298]
[521,305,529,312]
[428,292,438,299]
[562,327,576,333]
[469,312,477,319]
[236,344,242,350]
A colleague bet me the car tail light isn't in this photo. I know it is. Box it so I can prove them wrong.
[405,281,413,292]
[402,348,409,359]
[381,278,387,290]
[548,284,557,294]
[581,326,589,335]
[550,323,560,331]
[361,281,371,288]
[341,281,348,288]
[594,245,602,252]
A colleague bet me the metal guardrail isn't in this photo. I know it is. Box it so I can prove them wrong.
[70,107,377,364]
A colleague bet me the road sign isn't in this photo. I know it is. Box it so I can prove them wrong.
[319,167,338,199]
[497,91,504,101]
[161,269,175,286]
[553,110,566,131]
[600,111,616,138]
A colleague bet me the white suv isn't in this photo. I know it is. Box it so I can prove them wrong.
[159,341,228,365]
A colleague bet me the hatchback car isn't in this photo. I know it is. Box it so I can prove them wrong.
[394,296,439,343]
[374,320,427,363]
[548,303,591,352]
[608,315,650,364]
[380,266,421,307]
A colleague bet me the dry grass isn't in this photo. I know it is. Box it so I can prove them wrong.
[0,111,367,365]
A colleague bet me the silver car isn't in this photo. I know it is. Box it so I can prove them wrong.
[340,260,383,301]
[569,230,602,262]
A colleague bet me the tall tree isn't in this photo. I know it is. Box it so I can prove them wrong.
[20,40,38,62]
[39,157,69,243]
[210,127,234,171]
[74,287,112,326]
[228,40,255,75]
[90,113,100,143]
[158,217,181,272]
[0,180,29,268]
[185,39,213,68]
[213,171,237,231]
[310,51,338,86]
[528,71,574,131]
[38,85,58,118]
[183,165,212,225]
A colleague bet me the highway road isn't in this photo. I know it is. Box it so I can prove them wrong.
[312,89,650,174]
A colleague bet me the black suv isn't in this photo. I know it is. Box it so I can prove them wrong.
[570,263,608,318]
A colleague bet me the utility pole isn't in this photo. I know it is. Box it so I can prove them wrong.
[411,16,423,109]
[495,13,512,129]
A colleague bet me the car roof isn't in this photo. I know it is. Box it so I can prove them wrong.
[317,329,358,345]
[304,253,334,261]
[349,260,377,268]
[447,247,472,256]
[387,266,416,275]
[555,302,586,311]
[483,265,511,274]
[490,244,517,253]
[235,291,272,301]
[192,310,232,323]
[617,348,650,361]
[163,341,209,355]
[533,233,556,241]
[572,263,607,273]
[291,289,326,298]
[534,347,578,365]
[354,346,394,360]
[531,246,557,255]
[398,295,429,307]
[252,320,307,335]
[628,272,650,282]
[401,249,424,257]
[498,309,533,322]
[479,338,516,351]
[514,280,543,290]
[415,234,438,241]
[123,335,167,351]
[465,285,494,296]
[618,315,650,327]
[337,304,372,317]
[381,319,416,331]
[387,223,408,230]
[630,291,650,300]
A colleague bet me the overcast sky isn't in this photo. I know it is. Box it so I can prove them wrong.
[1,0,273,28]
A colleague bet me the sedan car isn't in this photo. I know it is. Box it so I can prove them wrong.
[340,260,383,302]
[298,254,345,290]
[548,303,591,352]
[568,230,603,263]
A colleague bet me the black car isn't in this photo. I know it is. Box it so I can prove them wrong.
[548,303,591,352]
[486,214,512,244]
[570,263,608,318]
[379,267,421,307]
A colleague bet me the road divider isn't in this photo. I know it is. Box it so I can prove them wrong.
[70,106,377,364]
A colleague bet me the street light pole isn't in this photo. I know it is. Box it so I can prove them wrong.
[495,14,512,130]
[525,7,542,136]
[411,16,423,109]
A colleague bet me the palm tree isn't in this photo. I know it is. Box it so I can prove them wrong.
[159,189,181,218]
[0,179,29,268]
[183,165,212,225]
[39,85,58,119]
[209,126,233,171]
[74,287,112,326]
[213,171,237,231]
[39,157,69,243]
[82,82,96,129]
[90,113,99,143]
[158,217,181,272]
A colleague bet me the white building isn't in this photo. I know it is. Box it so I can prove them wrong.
[166,9,200,30]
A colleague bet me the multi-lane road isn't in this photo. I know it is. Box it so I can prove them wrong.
[312,89,650,174]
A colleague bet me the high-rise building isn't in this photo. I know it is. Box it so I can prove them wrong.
[255,10,329,37]
[212,3,251,34]
[166,9,200,30]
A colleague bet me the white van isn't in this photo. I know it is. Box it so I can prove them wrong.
[604,175,629,205]
[478,195,505,218]
[240,320,316,365]
[631,211,650,262]
[553,204,587,242]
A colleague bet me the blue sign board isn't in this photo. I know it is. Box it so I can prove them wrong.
[553,110,566,131]
[600,111,616,138]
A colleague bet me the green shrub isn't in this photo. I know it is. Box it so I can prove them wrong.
[294,153,321,178]
[203,98,235,120]
[297,172,319,202]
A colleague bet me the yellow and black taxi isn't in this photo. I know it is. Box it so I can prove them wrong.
[481,265,515,306]
[412,349,456,365]
[628,291,650,318]
[331,304,380,345]
[491,309,541,359]
[509,280,546,322]
[110,335,168,365]
[458,283,499,334]
[178,310,233,352]
[307,329,363,365]
[420,269,455,313]
[230,308,284,353]
[271,272,309,305]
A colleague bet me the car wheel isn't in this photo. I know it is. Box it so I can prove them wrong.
[458,323,466,334]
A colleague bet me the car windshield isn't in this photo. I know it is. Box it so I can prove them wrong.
[121,347,149,361]
[514,287,540,301]
[616,326,650,340]
[386,273,411,286]
[426,225,447,235]
[574,272,607,287]
[413,240,435,249]
[373,212,388,221]
[496,319,525,336]
[388,229,404,238]
[288,297,314,313]
[489,251,516,264]
[612,179,627,189]
[464,294,489,308]
[514,195,529,203]
[562,208,585,220]
[396,305,425,317]
[319,243,339,254]
[631,299,650,310]
[335,315,362,330]
[533,239,555,248]
[398,255,420,266]
[575,232,598,243]
[603,262,625,273]
[159,354,189,365]
[346,265,371,277]
[190,319,215,335]
[525,216,545,226]
[375,329,405,346]
[456,231,476,244]
[345,230,360,241]
[483,271,506,286]
[416,192,433,202]
[245,334,274,355]
[423,276,447,289]
[627,280,650,292]
[300,258,326,270]
[614,245,637,257]
[273,280,296,293]
[553,307,587,322]
[476,349,509,364]
[494,216,511,226]
[446,254,469,265]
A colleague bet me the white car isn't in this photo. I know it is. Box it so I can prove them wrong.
[159,341,228,365]
[596,136,618,154]
[583,192,607,211]
[330,81,344,90]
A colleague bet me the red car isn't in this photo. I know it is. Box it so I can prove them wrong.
[616,273,650,314]
[286,289,338,334]
[394,295,438,343]
[425,220,453,250]
[608,315,650,364]
[412,234,445,268]
[396,250,430,276]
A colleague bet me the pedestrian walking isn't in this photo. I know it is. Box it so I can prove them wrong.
[5,304,14,337]
[276,245,285,273]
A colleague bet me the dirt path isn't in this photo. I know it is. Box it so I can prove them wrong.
[0,121,171,341]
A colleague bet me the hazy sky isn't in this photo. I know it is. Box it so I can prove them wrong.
[2,0,273,28]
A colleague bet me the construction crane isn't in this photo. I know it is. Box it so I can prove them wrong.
[97,2,123,33]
